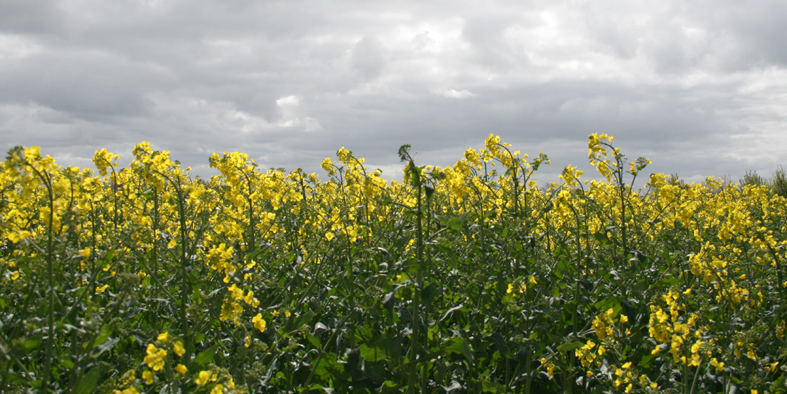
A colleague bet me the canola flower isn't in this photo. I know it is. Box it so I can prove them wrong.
[143,344,167,372]
[1,136,785,393]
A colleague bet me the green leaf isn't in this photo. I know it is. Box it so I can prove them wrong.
[637,352,656,369]
[380,380,400,393]
[557,341,585,353]
[92,324,112,348]
[94,337,120,358]
[193,345,216,368]
[61,358,75,370]
[312,354,344,382]
[442,336,472,360]
[355,325,374,342]
[302,383,332,393]
[770,375,786,394]
[652,277,681,291]
[73,367,101,394]
[360,343,388,362]
[594,297,622,315]
[439,214,465,231]
[13,336,41,352]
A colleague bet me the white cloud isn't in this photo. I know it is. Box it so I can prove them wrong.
[0,33,42,59]
[0,0,785,181]
[440,88,474,99]
[276,95,300,107]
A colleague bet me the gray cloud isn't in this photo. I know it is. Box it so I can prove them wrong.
[1,0,785,183]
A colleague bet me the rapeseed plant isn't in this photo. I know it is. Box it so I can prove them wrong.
[1,135,784,392]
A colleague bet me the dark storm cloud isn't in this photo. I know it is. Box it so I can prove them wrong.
[1,0,785,182]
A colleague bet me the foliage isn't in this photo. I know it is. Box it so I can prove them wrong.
[1,136,785,393]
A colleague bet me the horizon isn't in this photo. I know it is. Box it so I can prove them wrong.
[2,1,785,184]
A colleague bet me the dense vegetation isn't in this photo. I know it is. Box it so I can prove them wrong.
[1,134,785,393]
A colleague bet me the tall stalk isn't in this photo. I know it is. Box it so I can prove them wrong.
[24,160,56,391]
[155,170,193,355]
[409,161,424,393]
[399,145,426,393]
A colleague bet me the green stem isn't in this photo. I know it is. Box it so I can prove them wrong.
[408,162,424,394]
[26,163,55,391]
[174,179,193,354]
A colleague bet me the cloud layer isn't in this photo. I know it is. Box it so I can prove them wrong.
[2,0,786,182]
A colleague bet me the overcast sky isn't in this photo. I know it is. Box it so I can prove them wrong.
[1,0,786,183]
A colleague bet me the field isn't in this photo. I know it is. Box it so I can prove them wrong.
[1,134,785,393]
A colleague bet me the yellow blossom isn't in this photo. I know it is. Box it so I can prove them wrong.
[210,384,225,394]
[195,370,213,386]
[173,340,185,357]
[157,331,169,343]
[252,313,267,333]
[142,370,154,385]
[144,344,167,371]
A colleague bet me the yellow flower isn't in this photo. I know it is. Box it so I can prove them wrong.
[173,340,185,357]
[10,271,20,281]
[78,248,91,258]
[252,313,267,333]
[227,284,244,301]
[142,370,154,385]
[690,340,703,354]
[337,146,350,162]
[709,357,725,372]
[157,331,169,343]
[321,157,333,172]
[96,284,109,294]
[144,344,167,371]
[195,370,213,386]
[175,364,188,374]
[210,384,225,394]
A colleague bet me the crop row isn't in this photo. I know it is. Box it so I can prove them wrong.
[0,134,785,392]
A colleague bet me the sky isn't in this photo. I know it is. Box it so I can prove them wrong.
[1,0,786,183]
